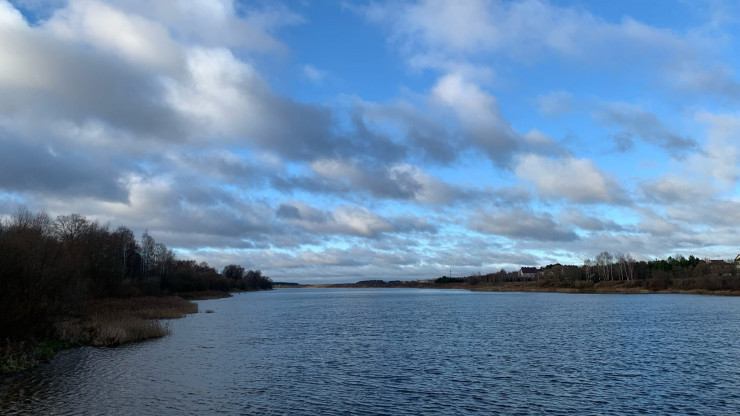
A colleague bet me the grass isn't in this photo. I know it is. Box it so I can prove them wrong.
[67,297,198,347]
[1,296,200,373]
[176,290,232,300]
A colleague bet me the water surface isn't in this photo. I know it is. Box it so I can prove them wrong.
[2,289,739,415]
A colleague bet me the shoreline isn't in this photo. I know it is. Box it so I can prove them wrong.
[2,294,207,375]
[275,281,740,296]
[1,289,258,375]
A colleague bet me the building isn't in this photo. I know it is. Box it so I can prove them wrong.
[735,254,740,269]
[519,267,540,279]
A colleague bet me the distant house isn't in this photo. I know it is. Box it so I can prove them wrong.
[519,267,540,279]
[735,254,740,269]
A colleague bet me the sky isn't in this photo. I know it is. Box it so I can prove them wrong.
[1,0,739,283]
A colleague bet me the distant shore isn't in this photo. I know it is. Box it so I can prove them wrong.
[274,280,740,296]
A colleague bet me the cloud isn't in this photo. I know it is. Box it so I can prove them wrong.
[360,0,740,107]
[0,135,129,201]
[0,10,185,141]
[637,212,679,237]
[594,102,697,156]
[431,73,519,166]
[357,99,461,164]
[535,91,574,116]
[688,111,740,187]
[514,154,626,204]
[359,0,693,65]
[559,208,626,232]
[469,208,579,242]
[305,158,466,203]
[45,0,183,71]
[276,202,395,237]
[103,0,303,52]
[302,64,327,83]
[668,63,740,102]
[2,0,740,281]
[641,175,716,204]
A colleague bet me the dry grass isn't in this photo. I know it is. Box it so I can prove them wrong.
[55,296,198,348]
[176,290,232,300]
[85,314,170,347]
[2,296,199,373]
[89,296,199,319]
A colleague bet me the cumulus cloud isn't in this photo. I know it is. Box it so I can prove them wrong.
[431,73,519,165]
[469,208,578,242]
[594,102,697,156]
[638,212,680,237]
[688,111,740,188]
[45,0,183,71]
[103,0,303,52]
[0,136,129,202]
[559,208,626,232]
[276,202,395,237]
[360,0,693,65]
[2,0,740,281]
[0,11,185,141]
[306,158,466,203]
[357,99,461,165]
[514,154,626,204]
[641,175,716,204]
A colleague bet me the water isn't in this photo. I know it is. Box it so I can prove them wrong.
[2,288,739,415]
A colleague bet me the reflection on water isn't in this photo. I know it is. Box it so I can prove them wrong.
[2,289,740,415]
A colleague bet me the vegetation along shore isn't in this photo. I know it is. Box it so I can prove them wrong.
[280,252,740,296]
[0,208,272,374]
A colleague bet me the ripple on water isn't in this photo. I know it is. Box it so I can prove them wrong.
[1,290,739,415]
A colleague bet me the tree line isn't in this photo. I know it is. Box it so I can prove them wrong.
[467,251,739,291]
[0,208,271,342]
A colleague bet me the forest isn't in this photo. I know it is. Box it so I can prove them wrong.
[464,251,740,292]
[0,208,271,370]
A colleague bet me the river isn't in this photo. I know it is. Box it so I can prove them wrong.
[2,288,739,415]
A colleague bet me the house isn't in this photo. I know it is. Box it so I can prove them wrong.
[519,267,540,279]
[735,254,740,269]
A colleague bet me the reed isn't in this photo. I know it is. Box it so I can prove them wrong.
[85,314,170,347]
[54,297,198,348]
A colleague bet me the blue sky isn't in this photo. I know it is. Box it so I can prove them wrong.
[1,0,739,282]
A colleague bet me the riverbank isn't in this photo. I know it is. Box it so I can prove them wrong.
[1,295,200,374]
[464,280,740,295]
[280,280,740,296]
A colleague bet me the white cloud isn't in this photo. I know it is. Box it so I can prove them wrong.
[45,0,182,70]
[104,0,302,52]
[165,46,265,139]
[638,212,679,236]
[309,158,464,204]
[276,202,394,237]
[689,111,740,187]
[469,208,578,242]
[514,154,625,204]
[361,0,691,64]
[0,0,25,26]
[430,73,518,165]
[641,175,716,204]
[594,102,697,155]
[302,64,326,83]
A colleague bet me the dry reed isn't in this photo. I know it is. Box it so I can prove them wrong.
[55,296,198,347]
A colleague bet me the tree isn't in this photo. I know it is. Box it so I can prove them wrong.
[140,231,156,279]
[596,251,614,280]
[222,264,245,280]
